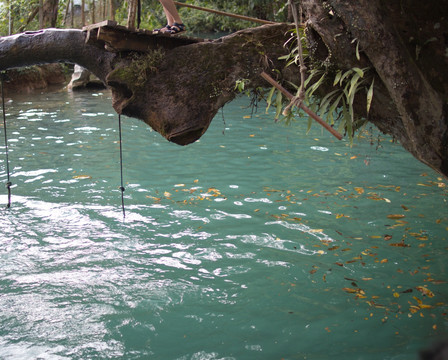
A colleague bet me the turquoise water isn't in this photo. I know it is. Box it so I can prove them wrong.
[0,90,447,359]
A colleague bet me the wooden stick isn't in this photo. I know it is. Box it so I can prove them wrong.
[173,1,277,25]
[260,71,343,140]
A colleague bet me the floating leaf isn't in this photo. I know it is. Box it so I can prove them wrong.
[354,187,364,194]
[390,242,410,247]
[416,286,435,298]
[73,175,92,179]
[342,287,359,294]
[387,214,405,219]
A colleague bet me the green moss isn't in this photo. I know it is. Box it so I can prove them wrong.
[109,49,166,94]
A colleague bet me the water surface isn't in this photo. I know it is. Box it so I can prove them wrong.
[0,90,447,359]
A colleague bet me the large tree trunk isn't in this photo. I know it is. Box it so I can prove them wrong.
[301,0,448,176]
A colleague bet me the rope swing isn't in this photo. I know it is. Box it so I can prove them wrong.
[1,72,12,208]
[118,114,126,218]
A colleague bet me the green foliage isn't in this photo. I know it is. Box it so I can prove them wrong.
[0,1,289,35]
[177,0,288,33]
[272,29,376,142]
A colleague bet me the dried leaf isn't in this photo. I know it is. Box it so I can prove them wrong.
[416,286,435,298]
[387,214,405,219]
[389,242,410,247]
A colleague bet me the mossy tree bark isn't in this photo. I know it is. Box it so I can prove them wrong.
[0,24,295,146]
[301,0,448,177]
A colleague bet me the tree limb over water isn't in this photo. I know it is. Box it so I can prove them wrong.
[0,24,294,146]
[0,0,447,177]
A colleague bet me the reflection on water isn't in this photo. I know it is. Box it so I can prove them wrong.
[0,90,447,359]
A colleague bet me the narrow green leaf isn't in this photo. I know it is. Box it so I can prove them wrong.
[352,67,364,78]
[355,41,360,61]
[306,116,313,134]
[306,72,327,99]
[366,78,375,115]
[348,73,361,102]
[333,71,342,86]
[275,90,283,121]
[265,86,276,113]
[328,93,344,125]
[339,69,353,85]
[319,89,340,117]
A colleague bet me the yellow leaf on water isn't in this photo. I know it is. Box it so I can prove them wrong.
[393,292,400,298]
[73,175,92,179]
[387,214,405,219]
[420,304,433,309]
[354,187,364,194]
[164,191,172,198]
[416,286,435,298]
[380,259,388,263]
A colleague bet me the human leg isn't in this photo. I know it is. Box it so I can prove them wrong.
[159,0,182,25]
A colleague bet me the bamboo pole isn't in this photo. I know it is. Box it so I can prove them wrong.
[260,71,343,140]
[172,1,277,25]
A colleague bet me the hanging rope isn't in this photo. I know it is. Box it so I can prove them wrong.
[1,72,12,208]
[118,114,126,218]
